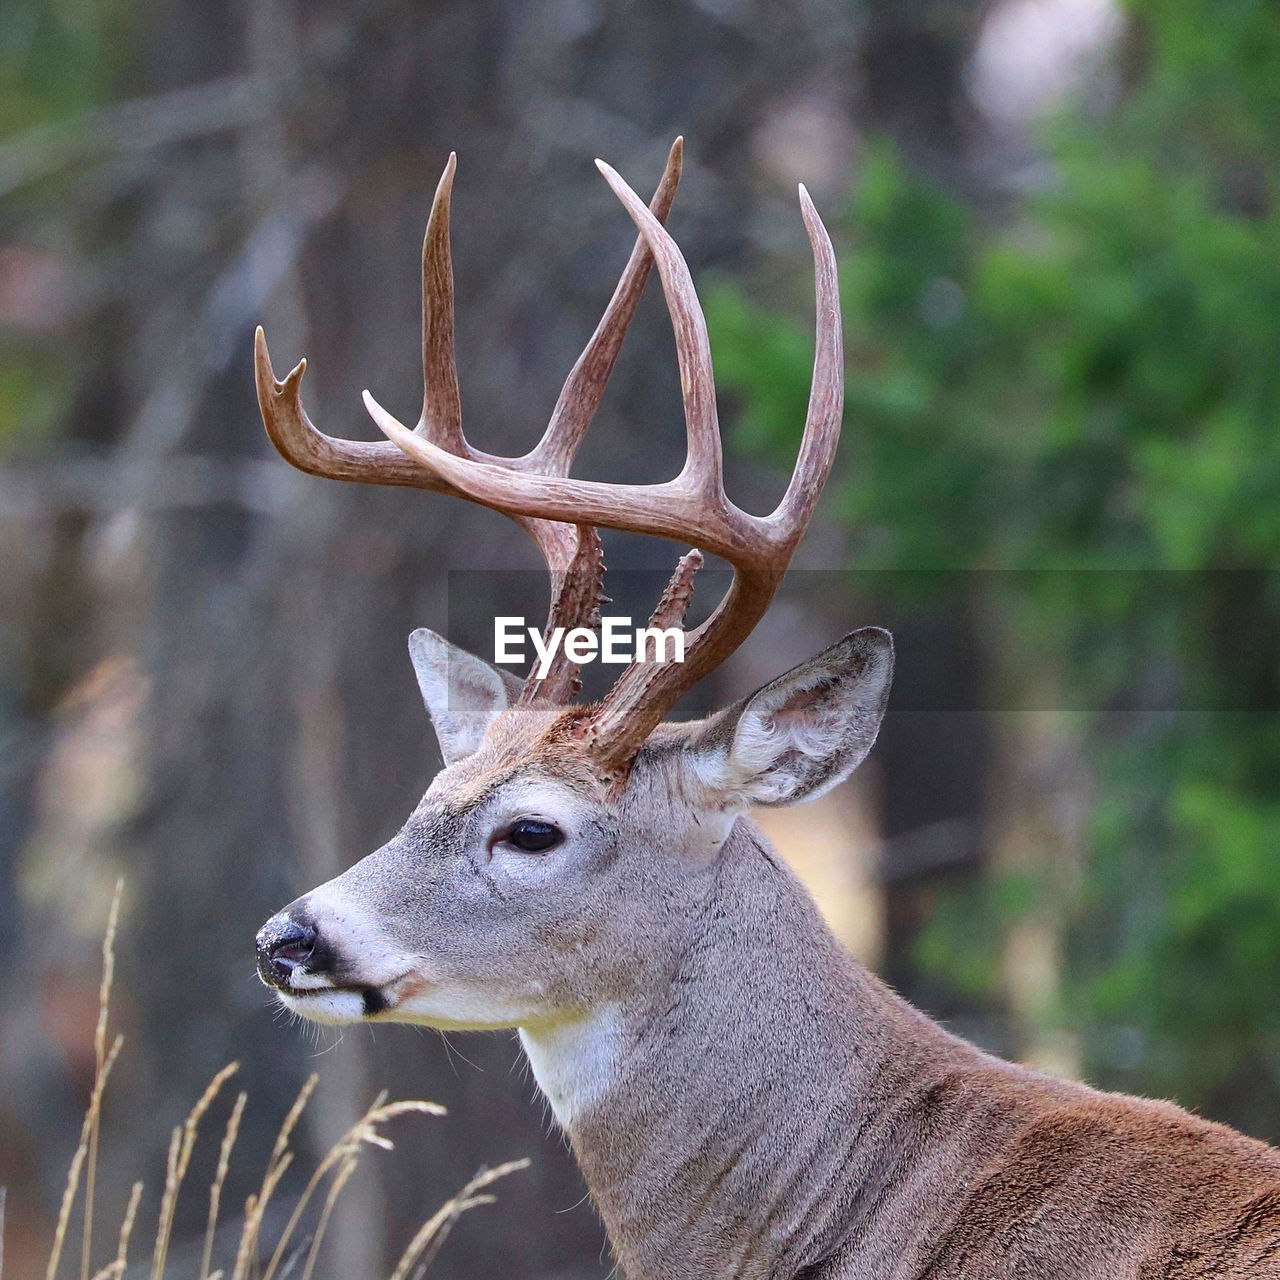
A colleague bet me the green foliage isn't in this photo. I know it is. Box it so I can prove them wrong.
[0,0,139,463]
[707,0,1280,1130]
[0,0,133,133]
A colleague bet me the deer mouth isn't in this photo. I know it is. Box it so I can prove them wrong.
[273,979,403,1025]
[274,966,414,1017]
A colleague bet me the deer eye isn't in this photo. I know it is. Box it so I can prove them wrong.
[501,819,563,853]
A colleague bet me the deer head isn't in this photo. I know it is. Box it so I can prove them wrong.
[253,141,892,1054]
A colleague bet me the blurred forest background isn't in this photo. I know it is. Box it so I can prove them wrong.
[2,0,1278,1276]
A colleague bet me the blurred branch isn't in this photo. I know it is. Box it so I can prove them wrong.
[0,456,296,520]
[112,167,343,505]
[0,76,278,201]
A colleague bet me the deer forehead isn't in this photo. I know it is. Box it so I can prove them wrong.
[422,706,606,813]
[421,709,705,831]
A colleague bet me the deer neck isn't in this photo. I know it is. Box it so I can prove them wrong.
[519,818,980,1280]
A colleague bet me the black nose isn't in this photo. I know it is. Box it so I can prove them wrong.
[256,913,318,989]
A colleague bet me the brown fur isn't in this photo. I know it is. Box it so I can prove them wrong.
[918,1097,1280,1278]
[564,819,1280,1280]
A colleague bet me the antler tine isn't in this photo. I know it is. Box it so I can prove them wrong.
[530,138,684,478]
[255,151,473,488]
[524,525,606,706]
[420,152,466,452]
[593,159,723,499]
[771,184,844,535]
[582,565,784,780]
[253,158,476,492]
[518,141,685,706]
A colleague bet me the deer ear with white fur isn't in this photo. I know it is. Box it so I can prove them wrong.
[408,629,523,765]
[688,627,893,809]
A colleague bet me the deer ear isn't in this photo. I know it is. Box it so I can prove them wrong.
[408,629,523,765]
[689,628,893,809]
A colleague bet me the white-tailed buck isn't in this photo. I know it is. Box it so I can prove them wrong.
[254,141,1280,1278]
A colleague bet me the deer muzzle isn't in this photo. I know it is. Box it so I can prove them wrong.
[255,890,418,1024]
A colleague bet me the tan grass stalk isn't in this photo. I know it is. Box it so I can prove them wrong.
[46,893,478,1280]
[270,1074,318,1170]
[115,1180,143,1277]
[229,1144,292,1280]
[226,1071,319,1280]
[81,880,122,1280]
[298,1151,359,1280]
[46,1033,124,1280]
[200,1089,247,1280]
[88,1179,142,1280]
[148,1127,181,1280]
[228,1195,257,1280]
[149,1063,239,1280]
[387,1159,530,1280]
[260,1097,443,1280]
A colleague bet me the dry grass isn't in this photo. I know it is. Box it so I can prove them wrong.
[387,1161,533,1280]
[18,884,530,1280]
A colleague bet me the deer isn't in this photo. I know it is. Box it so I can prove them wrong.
[252,140,1280,1279]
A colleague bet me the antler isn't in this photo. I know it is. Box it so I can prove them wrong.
[256,140,684,703]
[367,162,843,780]
[256,143,843,783]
